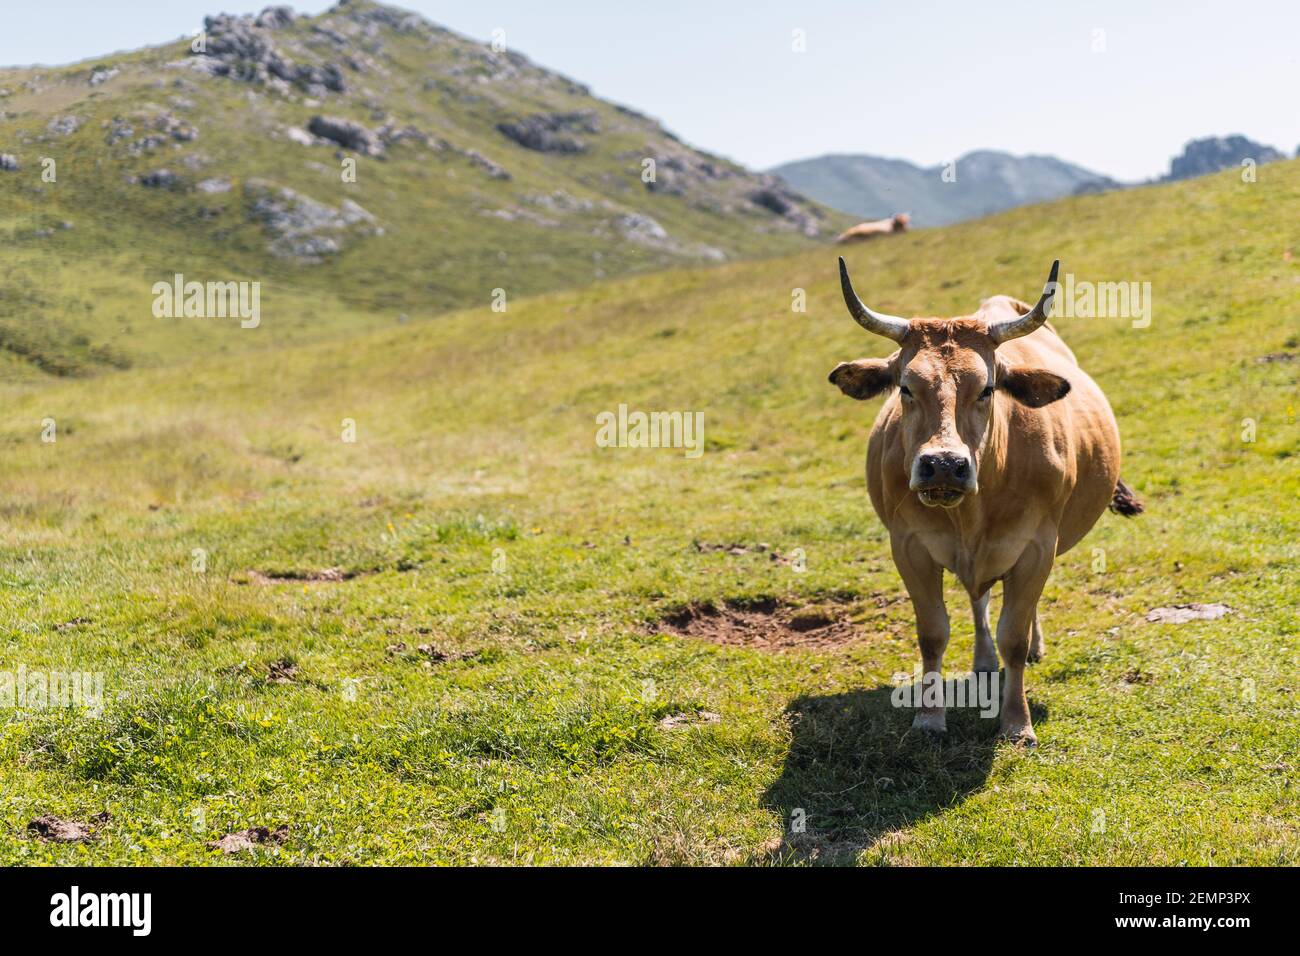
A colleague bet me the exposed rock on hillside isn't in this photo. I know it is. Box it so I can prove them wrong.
[245,178,380,262]
[308,115,382,155]
[187,10,348,96]
[498,110,600,154]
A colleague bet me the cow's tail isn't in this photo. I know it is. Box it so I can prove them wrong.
[1109,478,1145,517]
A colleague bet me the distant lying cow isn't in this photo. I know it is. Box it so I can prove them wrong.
[835,213,910,244]
[828,258,1142,744]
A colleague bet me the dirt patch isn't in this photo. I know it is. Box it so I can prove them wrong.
[207,825,289,855]
[694,540,770,556]
[1256,352,1296,363]
[1145,603,1234,624]
[693,540,802,565]
[385,642,477,666]
[658,598,859,651]
[246,566,354,584]
[657,710,721,730]
[27,811,110,843]
[264,659,298,684]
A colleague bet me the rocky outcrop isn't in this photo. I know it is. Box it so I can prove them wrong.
[307,115,382,155]
[186,9,348,97]
[497,111,599,154]
[244,179,381,262]
[747,179,822,237]
[464,150,509,180]
[615,212,669,244]
[47,115,82,136]
[105,112,198,155]
[1163,135,1285,181]
[138,169,179,189]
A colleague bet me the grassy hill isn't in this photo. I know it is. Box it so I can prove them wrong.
[0,140,1297,860]
[0,1,843,377]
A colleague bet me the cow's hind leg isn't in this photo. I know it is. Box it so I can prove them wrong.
[971,589,998,673]
[996,540,1054,745]
[1027,612,1045,663]
[891,533,949,735]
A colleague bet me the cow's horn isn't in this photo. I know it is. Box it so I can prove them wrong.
[987,260,1060,345]
[839,257,909,342]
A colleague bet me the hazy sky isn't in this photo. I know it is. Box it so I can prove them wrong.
[4,1,1297,180]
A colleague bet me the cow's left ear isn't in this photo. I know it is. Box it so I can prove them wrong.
[996,363,1071,408]
[829,358,894,400]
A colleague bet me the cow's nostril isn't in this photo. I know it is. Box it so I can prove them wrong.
[918,458,936,479]
[953,459,970,479]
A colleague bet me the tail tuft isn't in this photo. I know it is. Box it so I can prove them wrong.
[1110,478,1144,517]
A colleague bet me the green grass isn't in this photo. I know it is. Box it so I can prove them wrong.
[0,153,1296,864]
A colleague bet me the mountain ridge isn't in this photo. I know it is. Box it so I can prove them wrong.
[769,149,1117,227]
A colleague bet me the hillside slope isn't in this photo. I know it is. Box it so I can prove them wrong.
[0,159,1296,864]
[771,150,1116,226]
[0,1,844,376]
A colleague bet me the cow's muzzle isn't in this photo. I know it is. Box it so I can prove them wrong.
[911,451,976,508]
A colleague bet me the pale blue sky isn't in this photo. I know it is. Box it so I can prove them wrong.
[4,1,1296,180]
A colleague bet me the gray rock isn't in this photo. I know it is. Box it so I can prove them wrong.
[307,115,382,155]
[254,5,295,29]
[497,111,598,154]
[244,178,380,262]
[462,149,509,180]
[139,169,178,188]
[1,154,20,171]
[192,12,347,95]
[196,177,232,194]
[47,115,82,136]
[615,212,669,244]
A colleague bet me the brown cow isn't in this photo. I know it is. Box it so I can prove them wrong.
[828,257,1141,744]
[835,213,910,244]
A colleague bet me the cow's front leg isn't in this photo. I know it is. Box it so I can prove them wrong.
[996,541,1055,744]
[891,533,949,734]
[970,589,998,672]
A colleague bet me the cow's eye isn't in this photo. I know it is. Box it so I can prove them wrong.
[899,385,912,398]
[978,386,994,401]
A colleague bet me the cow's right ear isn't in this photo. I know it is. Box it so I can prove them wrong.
[828,358,894,400]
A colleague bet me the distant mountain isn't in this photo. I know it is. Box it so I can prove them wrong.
[1161,135,1286,182]
[769,150,1117,227]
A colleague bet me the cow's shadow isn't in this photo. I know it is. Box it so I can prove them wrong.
[758,680,1048,864]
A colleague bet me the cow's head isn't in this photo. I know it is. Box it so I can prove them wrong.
[829,258,1069,509]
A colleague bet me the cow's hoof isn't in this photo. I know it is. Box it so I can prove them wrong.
[998,725,1038,747]
[911,711,947,735]
[1027,646,1046,664]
